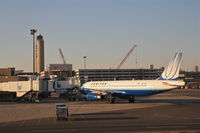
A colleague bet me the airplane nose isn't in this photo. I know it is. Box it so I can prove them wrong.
[80,87,85,94]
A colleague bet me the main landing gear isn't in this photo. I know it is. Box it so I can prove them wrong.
[108,96,116,104]
[128,96,135,103]
[108,95,135,104]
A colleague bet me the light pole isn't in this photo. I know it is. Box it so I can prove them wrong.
[30,29,37,75]
[84,56,86,70]
[83,56,87,83]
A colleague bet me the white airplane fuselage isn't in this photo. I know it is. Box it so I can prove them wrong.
[80,53,184,103]
[81,80,185,96]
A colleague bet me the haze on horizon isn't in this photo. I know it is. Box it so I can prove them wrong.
[0,0,199,72]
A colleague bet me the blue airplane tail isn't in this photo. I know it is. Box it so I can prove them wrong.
[158,53,182,80]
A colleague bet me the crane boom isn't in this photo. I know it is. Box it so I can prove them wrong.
[59,48,66,64]
[116,44,137,69]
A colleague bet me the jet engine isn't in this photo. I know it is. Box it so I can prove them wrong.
[86,93,101,101]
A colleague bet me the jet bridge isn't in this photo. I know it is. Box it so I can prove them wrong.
[0,79,49,102]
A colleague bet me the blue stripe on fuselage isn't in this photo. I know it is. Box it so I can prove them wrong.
[80,87,171,96]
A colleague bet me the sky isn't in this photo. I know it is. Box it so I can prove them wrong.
[0,0,199,72]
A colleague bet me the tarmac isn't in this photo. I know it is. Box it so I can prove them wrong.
[0,89,200,133]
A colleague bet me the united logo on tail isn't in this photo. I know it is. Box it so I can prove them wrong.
[158,52,182,80]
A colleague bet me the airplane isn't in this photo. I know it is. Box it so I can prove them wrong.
[80,53,185,103]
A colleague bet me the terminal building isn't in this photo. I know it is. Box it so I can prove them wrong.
[75,68,163,85]
[181,70,200,89]
[48,64,73,80]
[0,68,28,83]
[183,71,200,79]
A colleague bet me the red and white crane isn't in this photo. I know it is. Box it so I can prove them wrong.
[50,48,67,72]
[59,48,66,65]
[116,44,137,69]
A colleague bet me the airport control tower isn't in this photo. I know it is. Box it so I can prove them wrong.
[36,34,45,74]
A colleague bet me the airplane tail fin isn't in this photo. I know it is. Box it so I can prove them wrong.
[158,52,182,80]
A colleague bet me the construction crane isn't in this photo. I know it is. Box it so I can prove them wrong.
[59,48,66,65]
[116,44,137,69]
